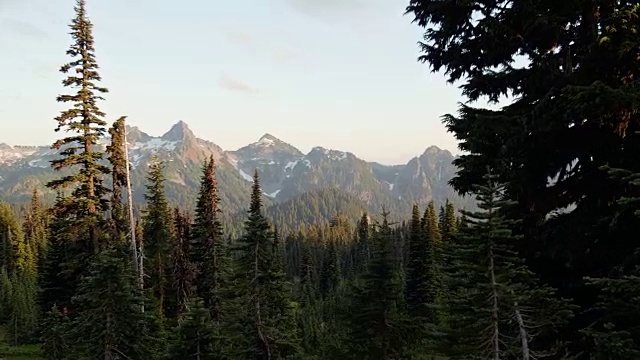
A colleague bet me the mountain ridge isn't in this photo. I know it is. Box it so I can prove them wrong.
[0,121,472,215]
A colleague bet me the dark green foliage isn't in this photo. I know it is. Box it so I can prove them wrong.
[169,298,217,360]
[348,211,414,360]
[106,117,128,236]
[232,170,300,359]
[191,156,228,320]
[23,189,49,273]
[41,305,70,360]
[407,0,640,354]
[143,157,173,314]
[70,246,153,359]
[171,208,196,319]
[405,203,435,326]
[443,173,573,359]
[46,0,111,254]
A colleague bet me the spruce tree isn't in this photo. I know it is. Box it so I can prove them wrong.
[41,305,71,360]
[106,116,128,236]
[71,246,153,360]
[233,170,299,359]
[169,298,217,360]
[46,0,111,253]
[191,156,228,320]
[583,166,640,358]
[23,189,49,271]
[442,173,573,359]
[143,157,173,315]
[171,208,196,319]
[348,211,413,359]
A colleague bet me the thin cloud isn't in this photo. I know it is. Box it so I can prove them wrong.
[284,0,369,18]
[218,74,259,95]
[223,29,254,46]
[0,18,48,39]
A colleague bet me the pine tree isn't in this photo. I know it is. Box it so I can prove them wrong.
[143,157,173,315]
[232,170,298,359]
[169,298,217,360]
[407,0,640,352]
[23,189,49,271]
[171,208,196,319]
[46,0,111,254]
[71,246,153,360]
[441,200,457,243]
[264,226,301,358]
[191,156,228,320]
[348,211,413,359]
[442,173,573,359]
[0,203,35,275]
[582,166,640,358]
[405,203,436,330]
[41,305,71,360]
[106,116,128,236]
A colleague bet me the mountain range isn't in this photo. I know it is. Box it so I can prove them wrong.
[0,121,473,221]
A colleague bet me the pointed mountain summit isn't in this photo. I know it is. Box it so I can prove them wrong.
[257,133,279,145]
[161,120,196,142]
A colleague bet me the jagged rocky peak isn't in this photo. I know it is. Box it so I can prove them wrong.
[307,146,348,161]
[125,125,152,144]
[161,120,196,142]
[257,133,279,145]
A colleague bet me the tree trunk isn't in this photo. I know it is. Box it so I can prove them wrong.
[514,302,530,360]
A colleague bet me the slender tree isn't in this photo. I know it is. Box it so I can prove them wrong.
[348,210,413,359]
[442,173,573,359]
[46,0,111,253]
[143,157,172,315]
[191,156,228,320]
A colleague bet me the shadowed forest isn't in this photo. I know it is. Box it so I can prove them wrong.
[0,0,639,359]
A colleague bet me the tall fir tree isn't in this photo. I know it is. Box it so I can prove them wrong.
[106,116,128,237]
[232,170,299,359]
[142,157,173,315]
[46,0,111,253]
[191,156,228,320]
[169,298,217,360]
[348,210,413,360]
[23,189,49,272]
[442,173,573,359]
[70,246,154,360]
[407,0,640,352]
[171,208,196,319]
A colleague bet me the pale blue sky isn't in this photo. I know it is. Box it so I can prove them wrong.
[0,0,468,164]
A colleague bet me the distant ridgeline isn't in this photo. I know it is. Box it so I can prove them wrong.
[0,121,474,231]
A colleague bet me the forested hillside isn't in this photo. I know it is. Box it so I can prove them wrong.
[0,0,639,359]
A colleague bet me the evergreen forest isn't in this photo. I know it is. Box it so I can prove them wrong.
[0,0,639,359]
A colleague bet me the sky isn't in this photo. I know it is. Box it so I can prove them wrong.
[0,0,469,165]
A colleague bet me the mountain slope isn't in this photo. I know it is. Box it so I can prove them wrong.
[0,121,471,215]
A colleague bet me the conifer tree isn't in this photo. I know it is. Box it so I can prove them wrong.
[23,189,49,271]
[191,156,227,320]
[265,226,301,358]
[0,203,35,275]
[442,173,573,359]
[46,0,111,253]
[106,116,128,236]
[169,298,217,360]
[41,305,71,360]
[583,166,640,358]
[441,200,457,243]
[233,170,299,359]
[71,246,153,360]
[143,157,173,314]
[172,208,196,319]
[348,211,413,359]
[405,204,434,322]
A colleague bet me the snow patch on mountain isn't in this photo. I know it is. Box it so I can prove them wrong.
[131,138,178,152]
[238,168,253,182]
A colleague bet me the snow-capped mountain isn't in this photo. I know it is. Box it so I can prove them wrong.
[0,121,472,213]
